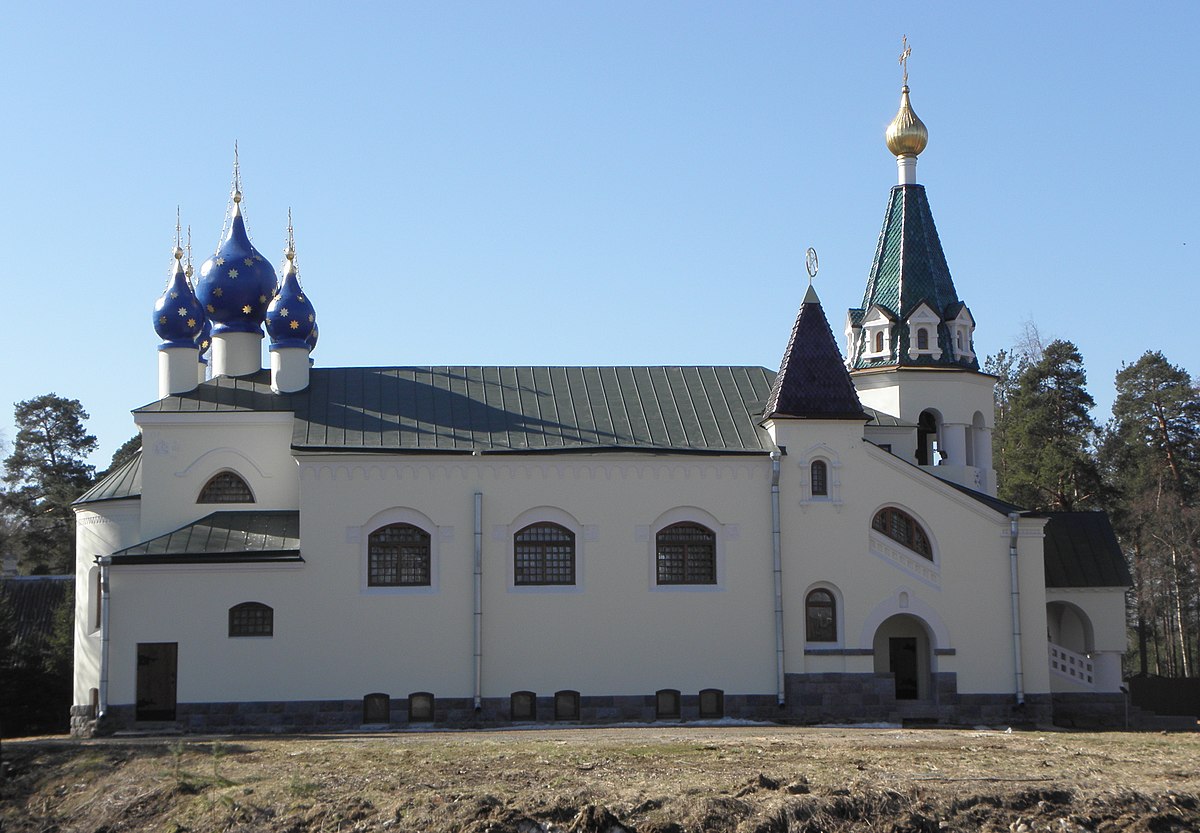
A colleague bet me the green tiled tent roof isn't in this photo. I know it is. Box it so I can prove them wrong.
[110,511,301,565]
[138,366,777,454]
[850,184,979,372]
[74,451,142,505]
[764,287,866,420]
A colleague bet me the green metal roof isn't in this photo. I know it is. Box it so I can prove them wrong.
[74,451,142,505]
[850,184,980,372]
[138,366,778,454]
[110,511,301,565]
[1042,511,1133,588]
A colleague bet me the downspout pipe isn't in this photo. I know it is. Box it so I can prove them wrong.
[771,451,786,707]
[96,555,112,720]
[1008,512,1025,706]
[473,491,483,712]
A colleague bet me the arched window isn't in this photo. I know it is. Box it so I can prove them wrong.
[806,589,836,642]
[368,523,432,586]
[514,522,575,585]
[956,330,964,351]
[656,522,716,585]
[872,508,933,559]
[874,331,884,353]
[228,602,273,637]
[198,471,254,503]
[810,460,828,496]
[916,328,929,350]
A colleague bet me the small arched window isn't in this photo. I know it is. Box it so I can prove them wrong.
[805,590,836,642]
[514,522,575,585]
[871,507,933,559]
[874,331,884,353]
[368,523,432,586]
[810,460,828,497]
[229,602,273,637]
[198,471,254,503]
[656,522,716,585]
[916,328,929,350]
[956,330,964,351]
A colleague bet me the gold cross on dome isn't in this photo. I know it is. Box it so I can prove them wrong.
[899,35,911,86]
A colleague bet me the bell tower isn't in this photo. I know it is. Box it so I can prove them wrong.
[844,41,997,495]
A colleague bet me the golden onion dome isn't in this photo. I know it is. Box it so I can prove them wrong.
[885,85,928,157]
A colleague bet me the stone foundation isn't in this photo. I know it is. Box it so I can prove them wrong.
[783,672,1053,727]
[72,679,1109,737]
[1051,692,1129,729]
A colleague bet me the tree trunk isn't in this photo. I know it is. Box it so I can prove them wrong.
[1170,547,1192,677]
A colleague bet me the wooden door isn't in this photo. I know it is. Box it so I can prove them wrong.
[136,642,178,721]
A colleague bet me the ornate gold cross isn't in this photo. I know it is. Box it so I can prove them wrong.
[899,35,911,86]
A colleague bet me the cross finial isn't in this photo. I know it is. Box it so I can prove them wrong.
[285,207,296,261]
[899,35,911,87]
[804,247,819,286]
[185,225,194,281]
[231,141,242,202]
[173,206,183,261]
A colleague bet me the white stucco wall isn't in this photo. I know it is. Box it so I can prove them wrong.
[768,418,1049,696]
[73,500,142,704]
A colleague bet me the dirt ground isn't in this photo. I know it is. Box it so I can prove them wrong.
[2,725,1198,832]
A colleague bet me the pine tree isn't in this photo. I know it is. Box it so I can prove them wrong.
[999,340,1103,511]
[1,395,97,574]
[1101,351,1200,676]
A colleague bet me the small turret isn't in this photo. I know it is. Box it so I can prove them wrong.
[152,216,206,397]
[266,211,317,393]
[195,146,277,377]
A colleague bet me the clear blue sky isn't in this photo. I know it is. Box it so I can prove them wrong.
[1,2,1196,469]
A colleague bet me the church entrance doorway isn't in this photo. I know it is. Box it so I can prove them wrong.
[889,637,920,699]
[873,614,932,700]
[136,642,177,721]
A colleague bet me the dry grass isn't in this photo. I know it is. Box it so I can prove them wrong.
[3,726,1198,832]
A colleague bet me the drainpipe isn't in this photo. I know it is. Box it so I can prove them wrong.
[1008,512,1025,705]
[96,555,112,720]
[473,492,483,711]
[770,451,786,706]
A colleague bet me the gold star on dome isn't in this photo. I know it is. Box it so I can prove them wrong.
[308,314,314,323]
[215,257,225,266]
[259,295,267,304]
[280,307,289,317]
[206,304,215,313]
[244,257,254,266]
[159,315,167,324]
[298,295,305,303]
[186,318,196,328]
[214,287,224,297]
[254,254,263,262]
[290,320,300,330]
[169,291,179,299]
[200,339,210,349]
[228,268,238,279]
[242,305,252,314]
[177,307,187,317]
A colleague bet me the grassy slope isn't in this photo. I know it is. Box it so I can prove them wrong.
[2,726,1199,832]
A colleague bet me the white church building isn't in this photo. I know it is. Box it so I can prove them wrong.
[70,79,1130,735]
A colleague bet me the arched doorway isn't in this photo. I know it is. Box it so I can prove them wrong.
[1047,601,1096,689]
[873,614,933,700]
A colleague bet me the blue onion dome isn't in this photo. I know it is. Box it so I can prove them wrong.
[266,241,317,350]
[153,244,207,349]
[195,316,213,357]
[195,190,278,335]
